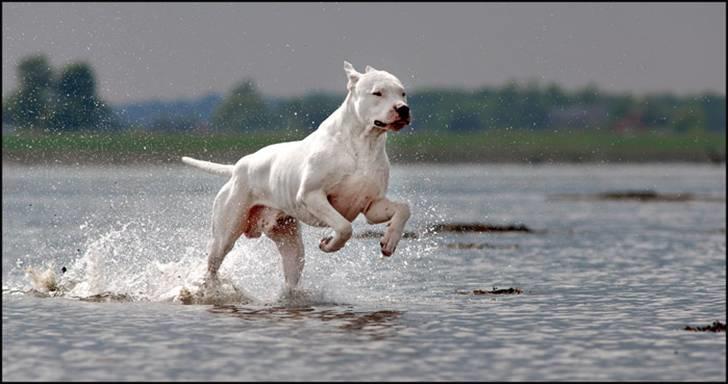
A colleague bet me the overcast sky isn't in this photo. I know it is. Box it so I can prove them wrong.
[2,2,725,104]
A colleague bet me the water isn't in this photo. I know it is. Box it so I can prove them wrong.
[2,163,726,381]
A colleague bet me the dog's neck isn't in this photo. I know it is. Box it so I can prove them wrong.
[327,93,389,157]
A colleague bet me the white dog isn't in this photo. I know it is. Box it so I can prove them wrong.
[181,61,411,295]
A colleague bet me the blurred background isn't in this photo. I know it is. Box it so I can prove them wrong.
[2,2,726,162]
[3,4,726,381]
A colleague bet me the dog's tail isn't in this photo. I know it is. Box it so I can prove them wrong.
[181,156,234,177]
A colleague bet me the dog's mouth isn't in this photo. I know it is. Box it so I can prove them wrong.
[374,118,410,131]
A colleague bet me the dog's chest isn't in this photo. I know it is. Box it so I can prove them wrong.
[328,172,386,221]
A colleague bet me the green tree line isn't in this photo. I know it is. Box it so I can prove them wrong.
[3,55,725,134]
[2,55,118,131]
[217,79,725,134]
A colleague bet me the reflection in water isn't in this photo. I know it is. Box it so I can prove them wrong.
[78,291,133,302]
[209,305,402,338]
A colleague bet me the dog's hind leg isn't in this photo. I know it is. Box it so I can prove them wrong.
[204,176,250,287]
[264,215,305,291]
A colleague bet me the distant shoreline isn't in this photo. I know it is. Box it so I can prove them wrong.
[2,130,725,165]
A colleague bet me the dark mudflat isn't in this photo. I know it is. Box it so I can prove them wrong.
[684,321,725,332]
[354,223,537,239]
[598,190,693,201]
[353,230,419,239]
[430,223,533,233]
[446,242,519,250]
[552,190,724,203]
[457,287,524,295]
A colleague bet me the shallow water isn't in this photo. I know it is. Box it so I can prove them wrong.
[2,163,726,381]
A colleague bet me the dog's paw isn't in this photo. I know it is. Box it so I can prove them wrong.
[319,236,339,252]
[380,240,396,257]
[379,230,401,257]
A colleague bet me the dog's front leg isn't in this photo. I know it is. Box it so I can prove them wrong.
[364,197,411,256]
[264,217,305,290]
[296,190,353,252]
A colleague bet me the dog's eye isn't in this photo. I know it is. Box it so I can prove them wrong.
[402,92,406,97]
[372,91,382,97]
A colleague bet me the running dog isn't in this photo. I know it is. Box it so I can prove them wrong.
[181,61,411,296]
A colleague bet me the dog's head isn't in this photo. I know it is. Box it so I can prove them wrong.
[344,61,410,132]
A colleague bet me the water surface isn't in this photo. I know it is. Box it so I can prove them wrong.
[3,163,726,381]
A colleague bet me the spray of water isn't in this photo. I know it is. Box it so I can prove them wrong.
[8,186,444,307]
[3,165,450,304]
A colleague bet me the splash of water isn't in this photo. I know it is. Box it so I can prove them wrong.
[10,215,441,306]
[7,173,446,306]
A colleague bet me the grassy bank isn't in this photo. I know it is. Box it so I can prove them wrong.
[2,129,725,164]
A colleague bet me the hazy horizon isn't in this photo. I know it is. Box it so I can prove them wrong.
[3,2,725,104]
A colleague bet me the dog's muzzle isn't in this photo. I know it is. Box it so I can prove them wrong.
[374,119,410,131]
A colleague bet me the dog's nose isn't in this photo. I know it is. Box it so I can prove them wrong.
[395,105,410,119]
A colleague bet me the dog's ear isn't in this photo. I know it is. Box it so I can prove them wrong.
[365,65,378,73]
[344,61,361,91]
